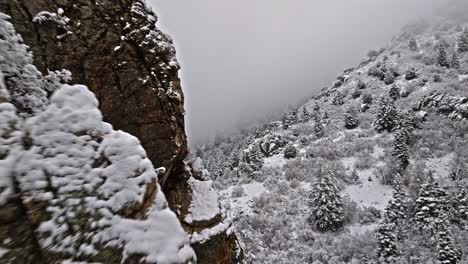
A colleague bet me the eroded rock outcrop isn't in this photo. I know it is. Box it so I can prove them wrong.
[0,14,195,263]
[415,91,468,120]
[0,0,186,189]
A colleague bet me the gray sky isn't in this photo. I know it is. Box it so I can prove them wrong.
[149,0,441,145]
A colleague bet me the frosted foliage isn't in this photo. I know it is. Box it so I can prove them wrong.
[0,14,47,115]
[0,101,19,205]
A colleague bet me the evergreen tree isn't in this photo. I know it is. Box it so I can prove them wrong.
[374,98,398,132]
[451,185,468,227]
[391,130,410,170]
[311,103,320,120]
[282,113,293,129]
[242,146,263,172]
[405,67,418,80]
[415,182,448,230]
[313,102,320,112]
[377,220,399,263]
[357,79,367,90]
[437,44,450,68]
[332,91,345,105]
[301,107,311,122]
[458,27,468,53]
[396,112,415,143]
[290,109,299,124]
[384,70,396,85]
[362,93,373,105]
[344,105,359,129]
[351,169,360,184]
[389,85,400,101]
[351,88,362,99]
[409,38,419,51]
[450,51,460,70]
[385,174,407,223]
[436,221,461,264]
[308,172,344,232]
[314,113,324,138]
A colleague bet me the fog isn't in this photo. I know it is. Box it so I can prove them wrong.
[149,0,442,145]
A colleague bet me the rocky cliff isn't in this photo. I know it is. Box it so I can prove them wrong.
[0,0,186,190]
[0,13,195,263]
[0,1,241,263]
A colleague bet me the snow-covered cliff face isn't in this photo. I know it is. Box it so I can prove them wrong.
[0,13,195,263]
[200,7,468,264]
[0,1,242,263]
[0,0,185,192]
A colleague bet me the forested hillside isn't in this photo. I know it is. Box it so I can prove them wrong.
[198,5,468,263]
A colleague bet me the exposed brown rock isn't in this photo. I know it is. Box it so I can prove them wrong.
[0,0,187,191]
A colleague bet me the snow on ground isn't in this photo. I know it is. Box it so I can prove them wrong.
[221,182,267,217]
[0,247,7,258]
[341,157,357,170]
[185,178,220,223]
[342,169,393,210]
[348,223,378,234]
[371,145,385,160]
[425,153,454,180]
[263,154,287,169]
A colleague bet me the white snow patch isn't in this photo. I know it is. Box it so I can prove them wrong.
[185,178,220,223]
[343,169,393,210]
[341,157,357,170]
[371,145,385,160]
[425,153,454,180]
[263,154,287,169]
[221,182,267,216]
[348,223,378,234]
[190,221,231,244]
[458,74,468,81]
[0,247,8,258]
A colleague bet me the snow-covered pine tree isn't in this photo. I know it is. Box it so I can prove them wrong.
[362,93,373,105]
[308,171,344,232]
[376,220,399,263]
[405,67,418,80]
[391,129,409,170]
[242,145,263,172]
[385,174,407,223]
[344,105,359,129]
[415,182,448,230]
[282,113,292,129]
[283,145,297,159]
[351,169,360,184]
[357,79,366,90]
[314,113,324,138]
[374,97,398,132]
[451,185,468,228]
[332,91,345,105]
[389,85,400,101]
[450,51,460,70]
[301,106,311,122]
[436,221,461,264]
[290,109,299,124]
[396,112,415,144]
[384,70,396,85]
[458,27,468,53]
[437,44,450,68]
[409,38,419,51]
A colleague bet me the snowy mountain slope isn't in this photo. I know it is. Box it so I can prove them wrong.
[199,8,468,264]
[0,13,196,264]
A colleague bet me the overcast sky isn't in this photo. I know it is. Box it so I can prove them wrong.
[149,0,442,145]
